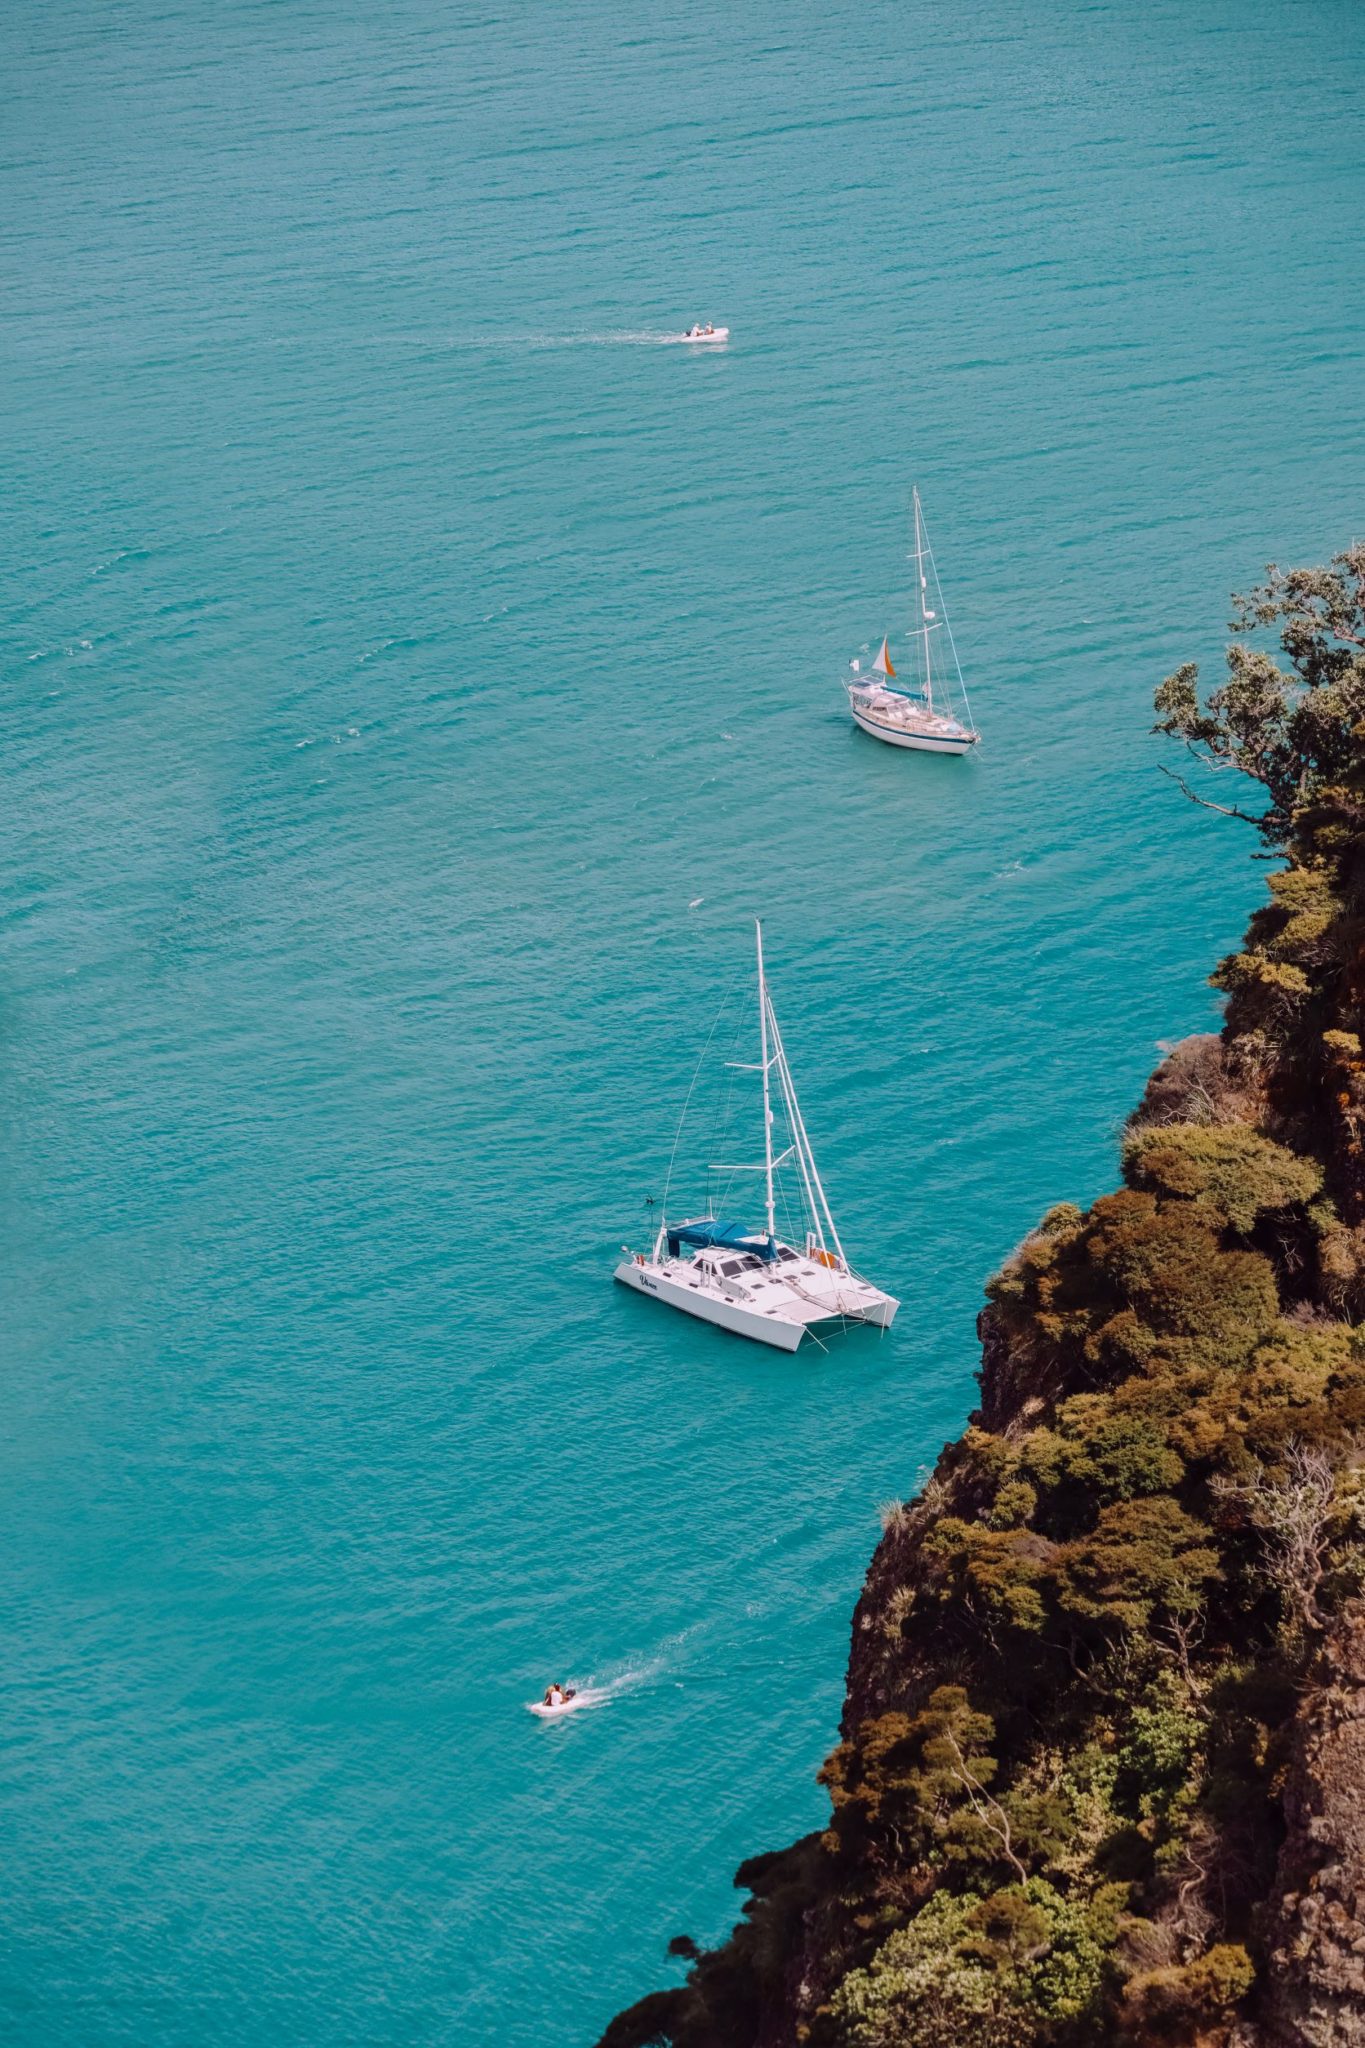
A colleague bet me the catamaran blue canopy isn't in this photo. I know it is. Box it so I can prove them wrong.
[667,1219,777,1262]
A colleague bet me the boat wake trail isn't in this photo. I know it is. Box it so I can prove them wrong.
[525,1623,706,1722]
[597,1622,703,1696]
[436,329,731,352]
[260,329,722,358]
[500,330,721,350]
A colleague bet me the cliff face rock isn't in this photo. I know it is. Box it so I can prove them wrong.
[1254,1606,1365,2048]
[598,550,1365,2048]
[973,1301,1061,1439]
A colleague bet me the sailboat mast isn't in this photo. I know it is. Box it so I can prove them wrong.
[767,1002,847,1270]
[755,919,777,1246]
[912,486,933,712]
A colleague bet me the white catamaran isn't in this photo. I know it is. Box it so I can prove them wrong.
[614,924,899,1351]
[845,487,980,754]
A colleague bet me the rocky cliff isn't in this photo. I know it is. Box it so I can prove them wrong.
[599,545,1365,2048]
[1252,1603,1365,2048]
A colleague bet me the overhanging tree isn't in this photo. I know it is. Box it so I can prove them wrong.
[1153,543,1365,860]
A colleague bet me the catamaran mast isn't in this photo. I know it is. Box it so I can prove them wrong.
[766,999,847,1270]
[913,486,934,712]
[755,919,777,1246]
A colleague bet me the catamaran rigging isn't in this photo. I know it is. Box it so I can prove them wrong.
[614,925,898,1350]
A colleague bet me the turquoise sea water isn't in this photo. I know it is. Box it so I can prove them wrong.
[3,2,1364,2041]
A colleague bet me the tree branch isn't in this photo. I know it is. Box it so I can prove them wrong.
[941,1729,1027,1882]
[1158,762,1264,826]
[1212,1444,1339,1643]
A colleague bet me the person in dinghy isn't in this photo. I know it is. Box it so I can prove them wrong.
[542,1682,577,1709]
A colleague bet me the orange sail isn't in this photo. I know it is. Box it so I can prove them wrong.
[872,635,896,678]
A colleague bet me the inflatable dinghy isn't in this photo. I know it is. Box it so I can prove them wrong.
[671,325,729,344]
[527,1689,582,1719]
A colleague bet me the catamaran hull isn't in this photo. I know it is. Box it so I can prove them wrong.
[614,1259,807,1350]
[795,1275,900,1327]
[614,1259,898,1349]
[849,703,979,754]
[845,1291,897,1328]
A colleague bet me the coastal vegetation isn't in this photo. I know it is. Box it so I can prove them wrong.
[599,543,1365,2048]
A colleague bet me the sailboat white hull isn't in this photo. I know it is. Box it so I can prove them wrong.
[614,1252,899,1352]
[849,700,979,754]
[615,1259,806,1349]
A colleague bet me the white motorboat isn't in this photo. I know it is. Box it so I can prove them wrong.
[614,924,899,1352]
[846,488,980,755]
[670,323,729,344]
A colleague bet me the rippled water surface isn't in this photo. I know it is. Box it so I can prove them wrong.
[3,1,1364,2041]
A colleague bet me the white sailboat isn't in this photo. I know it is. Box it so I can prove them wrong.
[846,488,980,754]
[614,924,899,1351]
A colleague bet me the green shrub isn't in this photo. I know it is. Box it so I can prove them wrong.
[820,1690,1018,1877]
[1122,1941,1255,2026]
[985,1480,1038,1530]
[928,1521,1052,1634]
[1050,1400,1186,1500]
[828,1880,1109,2047]
[1115,1693,1202,1823]
[1087,1194,1279,1364]
[1057,1497,1219,1631]
[1125,1122,1321,1232]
